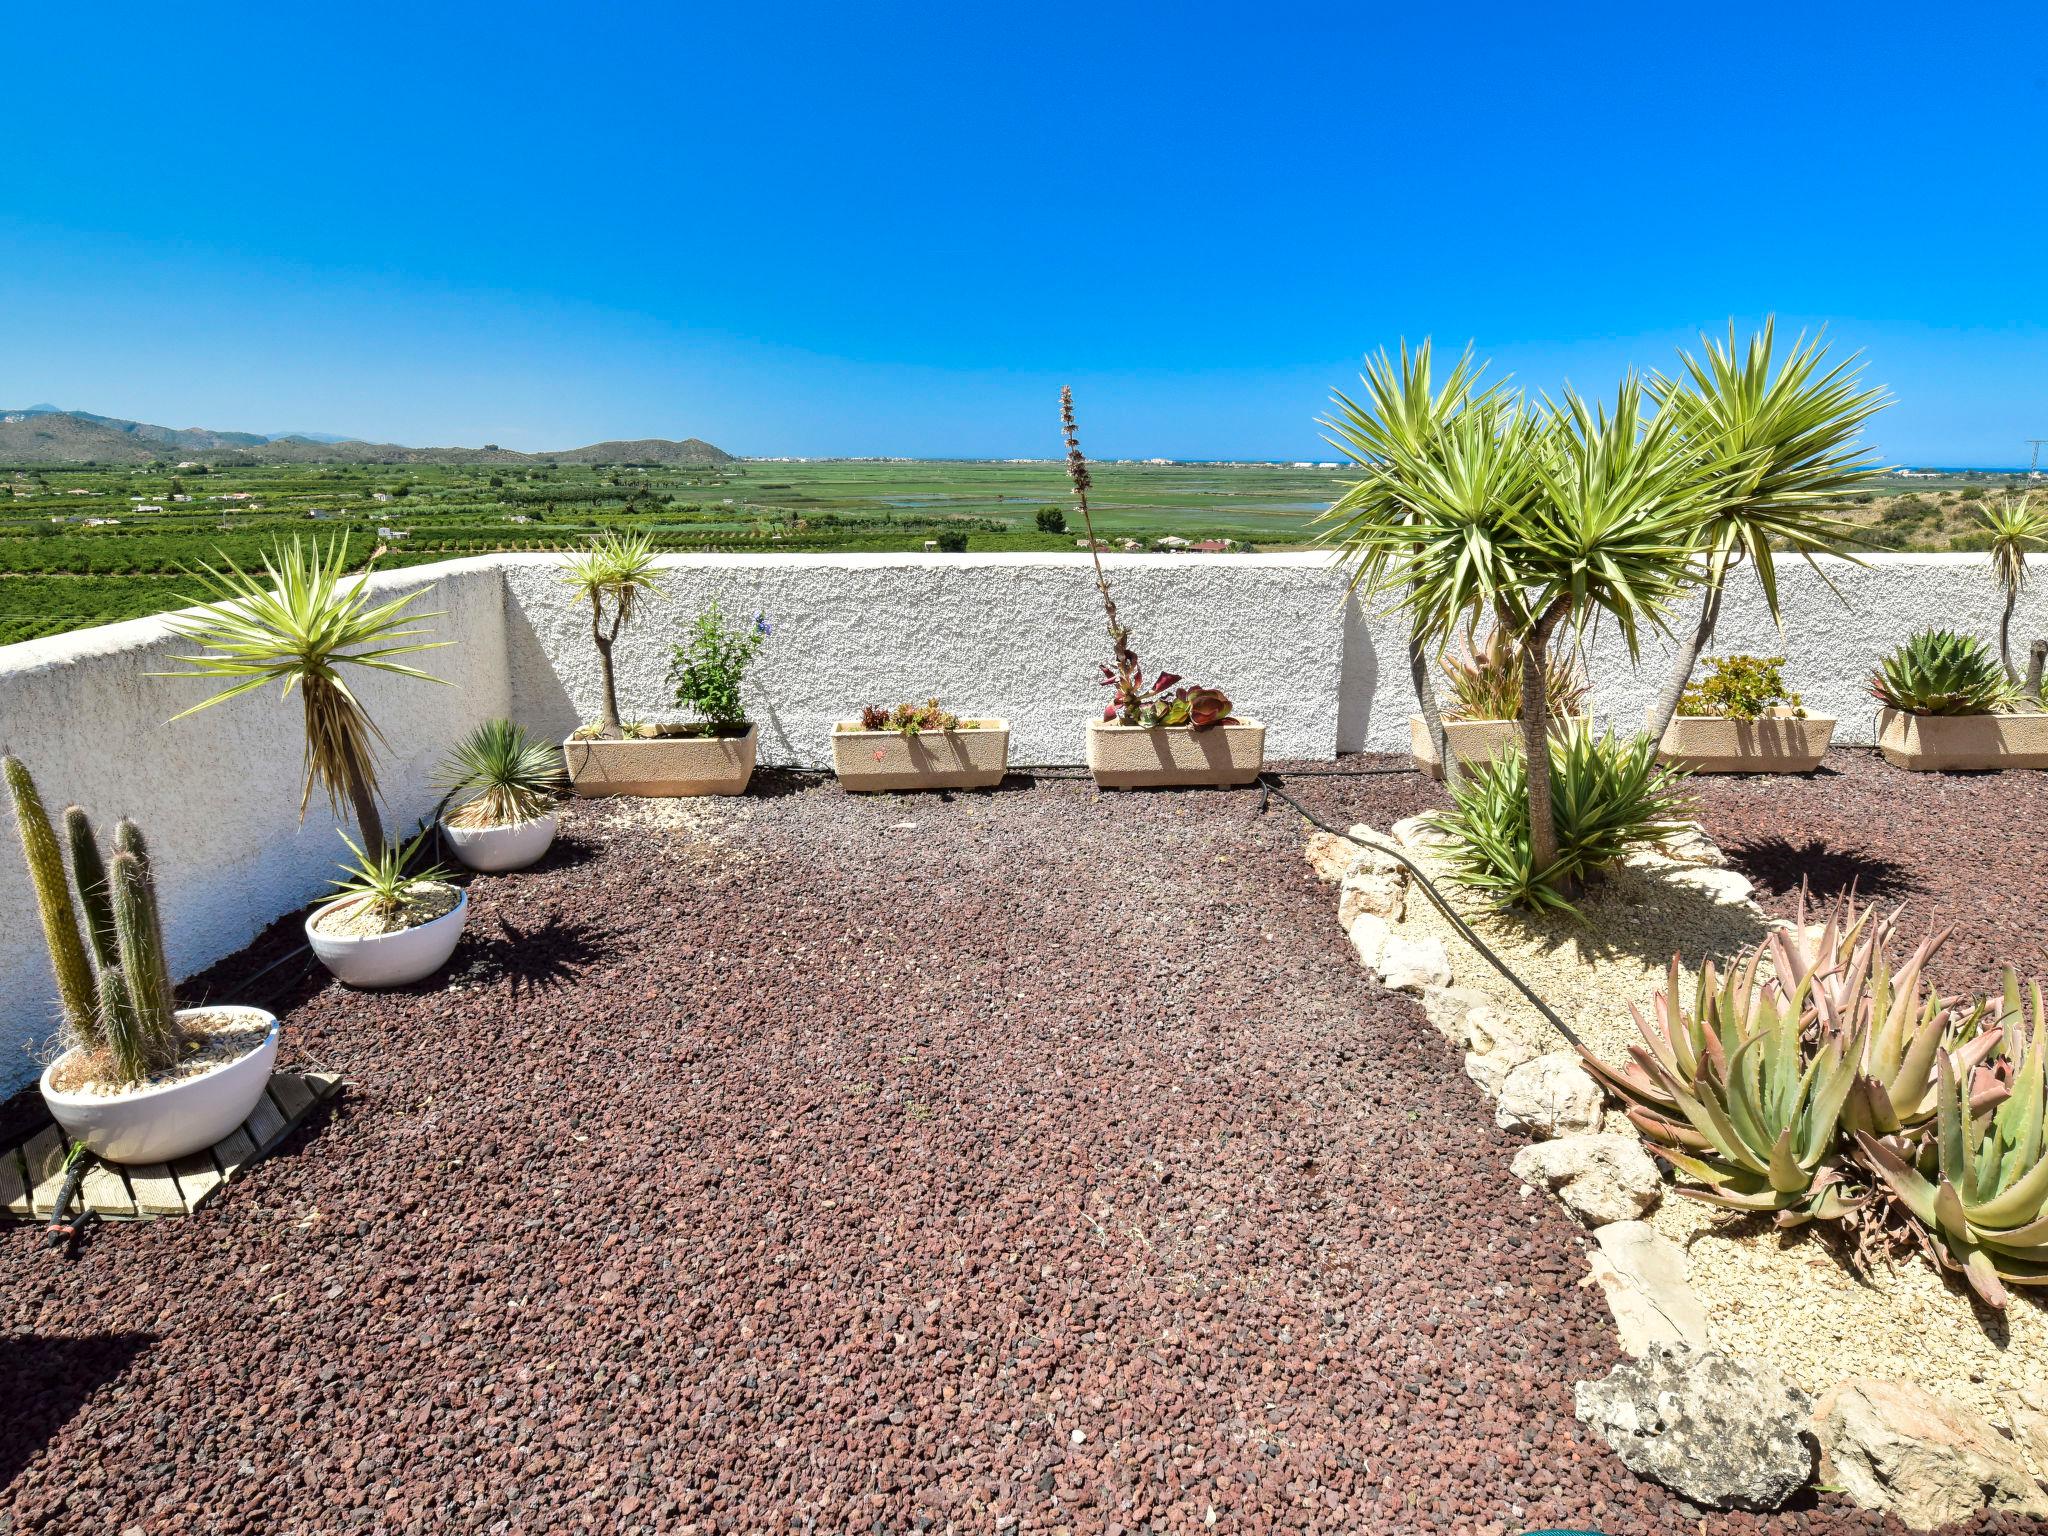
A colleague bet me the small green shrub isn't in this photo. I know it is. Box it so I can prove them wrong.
[1678,654,1804,721]
[669,601,771,728]
[1871,629,2011,715]
[934,529,969,553]
[1034,506,1066,534]
[1427,723,1692,913]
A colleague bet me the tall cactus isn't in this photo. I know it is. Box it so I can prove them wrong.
[67,805,118,969]
[3,755,100,1047]
[110,836,179,1074]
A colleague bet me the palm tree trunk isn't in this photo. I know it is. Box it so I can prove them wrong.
[1409,620,1458,788]
[2026,639,2045,702]
[1517,598,1570,881]
[343,756,385,864]
[593,602,623,735]
[1647,580,1724,744]
[2000,590,2018,682]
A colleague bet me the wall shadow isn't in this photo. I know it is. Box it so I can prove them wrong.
[0,1332,155,1489]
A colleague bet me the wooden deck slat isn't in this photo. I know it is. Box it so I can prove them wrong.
[168,1150,225,1210]
[268,1071,316,1122]
[211,1125,261,1180]
[126,1163,186,1217]
[3,1068,341,1223]
[24,1126,71,1217]
[242,1091,288,1152]
[0,1147,30,1217]
[79,1161,135,1218]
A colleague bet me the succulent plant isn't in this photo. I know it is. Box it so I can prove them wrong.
[1098,664,1236,730]
[1677,653,1804,722]
[1857,977,2048,1310]
[435,718,566,829]
[1581,892,2007,1223]
[1870,629,2012,716]
[858,699,966,736]
[3,754,184,1086]
[1438,620,1589,723]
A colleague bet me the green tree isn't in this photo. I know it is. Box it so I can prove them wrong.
[1035,505,1067,534]
[1976,491,2047,679]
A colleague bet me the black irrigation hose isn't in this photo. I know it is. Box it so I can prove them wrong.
[1254,770,1590,1055]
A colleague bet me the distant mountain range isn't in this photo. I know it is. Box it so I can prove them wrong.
[0,405,734,467]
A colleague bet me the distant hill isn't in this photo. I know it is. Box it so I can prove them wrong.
[0,407,734,468]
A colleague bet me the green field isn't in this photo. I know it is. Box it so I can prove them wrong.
[0,457,1353,644]
[2,455,2035,646]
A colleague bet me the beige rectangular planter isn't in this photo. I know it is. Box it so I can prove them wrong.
[831,720,1010,791]
[1409,714,1587,781]
[1654,710,1836,773]
[1086,718,1265,788]
[1876,708,2048,771]
[563,723,758,797]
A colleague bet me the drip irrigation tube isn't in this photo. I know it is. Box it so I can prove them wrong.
[1253,770,1588,1054]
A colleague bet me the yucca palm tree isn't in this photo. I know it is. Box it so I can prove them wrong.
[1644,321,1888,739]
[1321,340,1501,784]
[1975,491,2046,681]
[159,536,449,861]
[1327,368,1702,877]
[561,529,666,736]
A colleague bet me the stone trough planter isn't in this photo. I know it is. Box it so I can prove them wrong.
[832,720,1010,791]
[563,724,758,797]
[1654,709,1836,773]
[1876,708,2048,771]
[1085,719,1265,789]
[1408,715,1588,781]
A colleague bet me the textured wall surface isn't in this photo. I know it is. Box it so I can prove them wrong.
[500,552,1361,765]
[0,559,510,1090]
[2,548,2040,1092]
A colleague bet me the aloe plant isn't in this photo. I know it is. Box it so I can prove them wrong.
[1871,630,2012,716]
[1857,978,2048,1309]
[1437,620,1588,723]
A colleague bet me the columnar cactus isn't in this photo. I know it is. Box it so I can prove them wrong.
[4,754,100,1048]
[3,755,181,1085]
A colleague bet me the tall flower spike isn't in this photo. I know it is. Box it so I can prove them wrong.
[1061,387,1139,721]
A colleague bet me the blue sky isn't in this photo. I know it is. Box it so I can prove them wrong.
[4,2,2044,463]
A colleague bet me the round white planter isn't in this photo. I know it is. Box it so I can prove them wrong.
[40,1005,280,1165]
[306,886,469,988]
[439,812,558,872]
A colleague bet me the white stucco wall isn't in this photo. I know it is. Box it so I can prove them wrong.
[1,548,2041,1092]
[498,552,1358,765]
[0,559,511,1091]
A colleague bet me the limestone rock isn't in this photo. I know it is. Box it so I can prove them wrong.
[1303,831,1362,883]
[1419,986,1492,1046]
[1337,865,1406,927]
[1389,813,1455,852]
[1511,1133,1661,1225]
[1495,1051,1605,1138]
[1588,1220,1710,1356]
[1663,863,1757,907]
[1465,1031,1541,1097]
[1346,913,1389,971]
[2007,1384,2048,1479]
[1814,1377,2048,1530]
[1377,934,1451,993]
[1661,824,1727,866]
[1575,1343,1815,1511]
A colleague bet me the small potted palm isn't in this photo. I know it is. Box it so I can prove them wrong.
[1874,629,2048,770]
[832,700,1010,791]
[1061,388,1264,788]
[1410,621,1588,781]
[1654,653,1835,772]
[7,757,279,1164]
[435,719,567,871]
[303,827,467,987]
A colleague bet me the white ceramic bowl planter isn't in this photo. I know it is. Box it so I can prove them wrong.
[439,812,559,872]
[40,1006,280,1164]
[306,887,470,988]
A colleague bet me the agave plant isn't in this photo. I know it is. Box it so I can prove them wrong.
[435,719,566,829]
[1437,619,1589,723]
[1857,979,2048,1309]
[327,826,457,926]
[1871,629,2012,716]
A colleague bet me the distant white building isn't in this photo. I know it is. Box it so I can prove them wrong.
[1155,535,1191,550]
[132,504,163,514]
[376,525,410,540]
[372,491,394,503]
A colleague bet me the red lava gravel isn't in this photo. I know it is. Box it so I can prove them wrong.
[4,758,2044,1535]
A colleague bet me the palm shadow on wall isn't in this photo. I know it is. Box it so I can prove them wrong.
[0,1332,155,1490]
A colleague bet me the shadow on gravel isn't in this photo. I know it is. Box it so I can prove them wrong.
[444,913,619,996]
[0,1332,155,1490]
[1726,834,1914,902]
